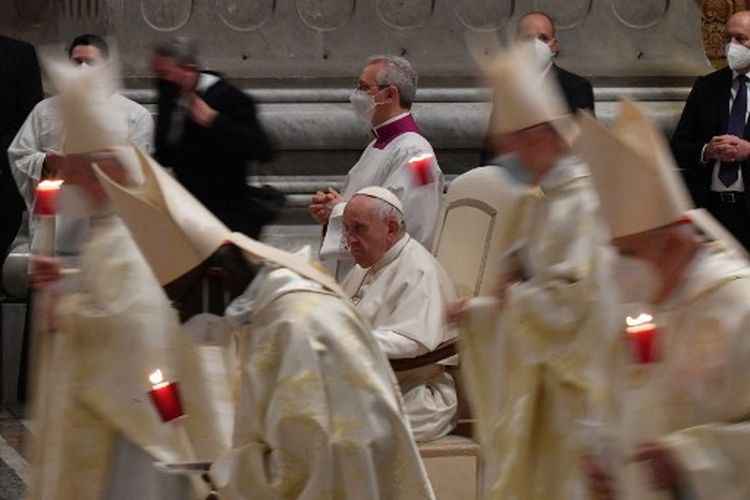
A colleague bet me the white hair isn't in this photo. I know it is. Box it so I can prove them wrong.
[366,54,417,109]
[366,196,405,232]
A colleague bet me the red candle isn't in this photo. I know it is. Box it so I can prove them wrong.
[625,313,660,364]
[148,369,185,422]
[35,180,63,216]
[409,154,434,185]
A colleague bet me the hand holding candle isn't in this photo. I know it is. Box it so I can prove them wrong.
[625,313,660,364]
[148,369,185,422]
[409,153,435,186]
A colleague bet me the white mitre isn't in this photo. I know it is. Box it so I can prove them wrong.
[355,186,404,213]
[93,147,344,295]
[486,41,578,144]
[573,99,693,239]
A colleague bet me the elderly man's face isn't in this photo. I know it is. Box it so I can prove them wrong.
[726,12,750,49]
[496,123,565,181]
[343,195,396,268]
[150,53,196,92]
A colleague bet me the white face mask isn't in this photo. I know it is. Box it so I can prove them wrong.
[612,255,660,305]
[349,88,384,125]
[726,42,750,72]
[533,38,554,66]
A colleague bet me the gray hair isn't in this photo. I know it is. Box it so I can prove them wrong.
[153,36,200,67]
[368,196,406,232]
[366,55,417,109]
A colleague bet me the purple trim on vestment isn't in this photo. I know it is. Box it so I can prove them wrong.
[372,113,422,149]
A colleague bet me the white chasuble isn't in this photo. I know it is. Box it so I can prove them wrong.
[603,246,750,500]
[459,155,619,500]
[211,265,435,499]
[343,235,458,441]
[29,216,233,500]
[319,113,444,279]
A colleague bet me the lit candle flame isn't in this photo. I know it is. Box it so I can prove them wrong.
[626,312,653,327]
[37,179,63,191]
[149,369,169,389]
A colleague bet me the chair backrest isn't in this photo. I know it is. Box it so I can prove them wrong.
[431,166,525,298]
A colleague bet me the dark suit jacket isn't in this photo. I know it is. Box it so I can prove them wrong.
[0,36,43,258]
[155,74,274,235]
[551,64,595,115]
[670,67,748,207]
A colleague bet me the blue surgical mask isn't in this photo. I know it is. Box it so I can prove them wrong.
[491,153,532,185]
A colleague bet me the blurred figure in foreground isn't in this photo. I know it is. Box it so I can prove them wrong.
[455,43,617,499]
[577,100,750,500]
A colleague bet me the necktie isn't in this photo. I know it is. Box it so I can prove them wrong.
[719,75,748,187]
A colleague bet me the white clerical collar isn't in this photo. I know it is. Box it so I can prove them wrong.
[373,111,411,133]
[196,73,220,95]
[369,233,410,273]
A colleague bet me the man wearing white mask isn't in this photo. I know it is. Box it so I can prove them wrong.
[454,43,617,499]
[308,55,444,279]
[578,99,750,500]
[342,186,458,442]
[672,10,750,250]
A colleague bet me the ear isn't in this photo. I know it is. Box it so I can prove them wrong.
[385,85,400,105]
[386,217,401,237]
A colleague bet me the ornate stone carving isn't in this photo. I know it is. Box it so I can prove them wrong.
[376,0,434,30]
[533,0,591,30]
[702,0,747,66]
[141,0,193,32]
[217,0,275,31]
[296,0,354,31]
[454,0,513,32]
[611,0,669,30]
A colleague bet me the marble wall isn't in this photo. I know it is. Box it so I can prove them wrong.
[2,0,712,82]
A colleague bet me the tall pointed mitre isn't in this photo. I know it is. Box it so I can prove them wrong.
[44,56,127,154]
[573,99,693,238]
[93,146,344,295]
[487,42,578,144]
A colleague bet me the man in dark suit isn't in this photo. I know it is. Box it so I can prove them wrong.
[671,11,750,250]
[515,11,595,114]
[483,11,594,163]
[0,36,43,266]
[150,36,276,239]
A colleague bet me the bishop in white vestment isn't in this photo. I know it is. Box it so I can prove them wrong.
[94,149,436,500]
[576,100,750,500]
[457,43,618,499]
[342,187,458,442]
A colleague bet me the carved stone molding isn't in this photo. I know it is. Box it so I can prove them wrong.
[454,0,513,32]
[611,0,669,30]
[296,0,354,31]
[376,0,434,30]
[702,0,747,66]
[217,0,275,31]
[141,0,193,32]
[534,0,591,30]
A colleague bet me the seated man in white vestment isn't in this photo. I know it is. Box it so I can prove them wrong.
[455,43,618,499]
[94,148,436,499]
[342,186,458,442]
[27,49,229,500]
[577,100,750,500]
[309,55,444,279]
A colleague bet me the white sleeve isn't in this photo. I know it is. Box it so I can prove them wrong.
[372,328,429,358]
[128,107,154,154]
[7,107,47,210]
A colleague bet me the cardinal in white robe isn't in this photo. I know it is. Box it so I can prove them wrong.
[456,43,618,499]
[310,55,443,279]
[341,186,458,442]
[93,147,436,499]
[576,100,750,500]
[27,48,230,500]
